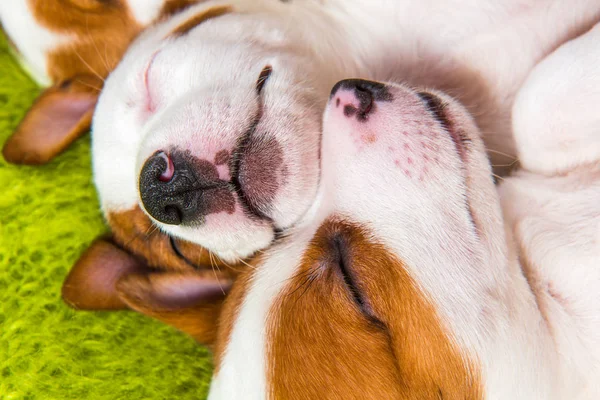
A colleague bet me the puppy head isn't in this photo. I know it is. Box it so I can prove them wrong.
[94,2,335,263]
[210,80,506,398]
[0,0,198,164]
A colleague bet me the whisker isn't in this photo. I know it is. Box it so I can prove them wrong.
[491,158,519,168]
[486,148,517,159]
[217,257,244,274]
[73,49,105,83]
[492,173,505,182]
[75,78,102,93]
[209,251,226,295]
[86,15,111,72]
[237,256,258,271]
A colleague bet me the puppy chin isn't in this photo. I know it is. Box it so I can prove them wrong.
[165,218,275,263]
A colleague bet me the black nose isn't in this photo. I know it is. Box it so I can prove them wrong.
[139,150,233,225]
[330,79,393,106]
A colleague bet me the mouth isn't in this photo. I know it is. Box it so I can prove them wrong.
[417,91,470,162]
[229,113,275,224]
[416,91,481,233]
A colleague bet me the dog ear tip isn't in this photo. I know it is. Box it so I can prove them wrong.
[2,130,65,165]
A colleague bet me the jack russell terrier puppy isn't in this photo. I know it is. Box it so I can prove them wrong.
[70,17,599,399]
[209,79,599,398]
[0,0,199,164]
[210,22,600,397]
[4,0,599,371]
[59,0,599,329]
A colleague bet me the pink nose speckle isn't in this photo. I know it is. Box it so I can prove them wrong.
[158,152,175,182]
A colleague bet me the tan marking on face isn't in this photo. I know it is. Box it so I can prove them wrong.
[265,219,483,399]
[27,0,142,82]
[107,206,237,275]
[168,5,233,38]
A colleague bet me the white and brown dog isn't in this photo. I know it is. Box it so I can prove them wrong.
[0,0,199,164]
[88,0,599,263]
[3,1,600,396]
[77,10,600,397]
[208,27,600,398]
[60,0,598,307]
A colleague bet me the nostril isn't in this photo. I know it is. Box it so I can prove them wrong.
[157,152,175,182]
[163,205,183,225]
[354,85,374,115]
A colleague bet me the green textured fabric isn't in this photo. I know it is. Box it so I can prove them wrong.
[0,32,213,399]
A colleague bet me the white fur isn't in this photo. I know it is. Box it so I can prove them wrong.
[208,228,319,400]
[92,0,600,262]
[127,0,166,25]
[512,22,600,175]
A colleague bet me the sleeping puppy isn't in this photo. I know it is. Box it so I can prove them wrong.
[75,13,599,396]
[207,73,600,398]
[0,0,199,164]
[72,0,599,286]
[58,0,600,349]
[1,0,236,343]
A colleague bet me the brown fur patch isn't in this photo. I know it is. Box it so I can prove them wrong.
[169,5,232,38]
[107,206,237,275]
[159,0,203,19]
[28,0,142,81]
[265,219,482,399]
[116,271,230,347]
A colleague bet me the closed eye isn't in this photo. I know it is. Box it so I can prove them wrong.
[169,236,202,270]
[330,234,384,327]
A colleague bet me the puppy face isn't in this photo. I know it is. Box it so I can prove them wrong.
[94,2,335,262]
[0,0,197,164]
[210,80,506,398]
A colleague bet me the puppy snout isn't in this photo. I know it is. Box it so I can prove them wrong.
[330,79,393,120]
[139,150,235,225]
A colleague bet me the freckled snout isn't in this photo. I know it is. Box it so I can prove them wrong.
[139,150,235,225]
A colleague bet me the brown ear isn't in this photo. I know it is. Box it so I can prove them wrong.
[63,237,232,346]
[62,238,146,310]
[116,272,231,346]
[2,75,101,165]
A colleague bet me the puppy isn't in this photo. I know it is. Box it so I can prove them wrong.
[56,0,600,350]
[0,0,246,345]
[0,0,199,164]
[81,0,599,270]
[207,73,600,398]
[206,22,600,398]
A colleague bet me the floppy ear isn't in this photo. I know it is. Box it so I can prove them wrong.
[62,238,146,310]
[63,238,232,346]
[117,272,231,346]
[2,75,101,165]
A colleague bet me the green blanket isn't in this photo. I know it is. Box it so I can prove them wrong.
[0,33,213,399]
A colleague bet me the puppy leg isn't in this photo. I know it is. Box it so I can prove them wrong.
[500,25,600,394]
[512,23,600,175]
